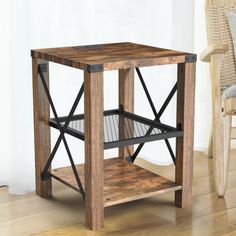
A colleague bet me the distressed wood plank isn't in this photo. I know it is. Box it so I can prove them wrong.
[51,158,182,207]
[118,68,134,159]
[84,70,104,230]
[175,62,196,208]
[3,151,236,236]
[31,42,194,71]
[32,58,52,198]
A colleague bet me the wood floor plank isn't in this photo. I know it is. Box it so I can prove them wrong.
[0,187,36,205]
[1,151,236,236]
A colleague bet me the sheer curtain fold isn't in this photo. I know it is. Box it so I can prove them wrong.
[0,0,109,194]
[0,0,11,187]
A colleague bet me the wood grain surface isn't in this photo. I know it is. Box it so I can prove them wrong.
[118,68,134,159]
[175,62,196,208]
[32,58,52,198]
[84,71,104,230]
[210,54,231,196]
[31,42,194,71]
[2,151,236,236]
[51,157,182,208]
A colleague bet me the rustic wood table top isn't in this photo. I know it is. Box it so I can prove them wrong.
[31,42,196,72]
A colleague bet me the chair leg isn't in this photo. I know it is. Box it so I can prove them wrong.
[213,114,231,197]
[208,124,213,158]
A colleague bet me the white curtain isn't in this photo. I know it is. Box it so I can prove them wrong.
[194,0,212,151]
[0,0,11,187]
[0,0,195,194]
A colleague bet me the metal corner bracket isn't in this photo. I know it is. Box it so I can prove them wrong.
[185,54,197,63]
[86,64,104,73]
[42,172,51,181]
[38,63,48,73]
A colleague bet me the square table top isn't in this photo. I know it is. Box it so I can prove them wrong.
[31,42,196,72]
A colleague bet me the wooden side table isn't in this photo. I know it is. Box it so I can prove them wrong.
[31,42,196,230]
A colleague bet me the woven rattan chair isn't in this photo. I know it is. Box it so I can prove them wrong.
[201,0,236,196]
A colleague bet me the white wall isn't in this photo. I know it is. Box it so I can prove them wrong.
[173,0,194,52]
[1,0,196,194]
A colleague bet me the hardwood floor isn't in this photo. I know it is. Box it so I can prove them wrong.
[1,151,236,235]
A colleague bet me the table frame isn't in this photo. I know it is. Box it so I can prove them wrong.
[32,43,196,230]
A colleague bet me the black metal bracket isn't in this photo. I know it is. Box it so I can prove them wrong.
[86,64,104,73]
[125,156,133,163]
[185,54,197,63]
[40,63,47,73]
[38,64,85,200]
[129,67,177,164]
[42,172,51,181]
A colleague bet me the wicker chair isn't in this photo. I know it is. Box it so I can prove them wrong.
[201,0,236,196]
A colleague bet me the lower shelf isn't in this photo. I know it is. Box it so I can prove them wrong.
[51,158,181,207]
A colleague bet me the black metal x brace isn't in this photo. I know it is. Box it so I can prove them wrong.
[129,68,177,163]
[38,64,85,200]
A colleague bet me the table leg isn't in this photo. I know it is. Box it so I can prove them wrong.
[84,70,104,230]
[175,62,196,208]
[118,68,134,159]
[32,58,52,198]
